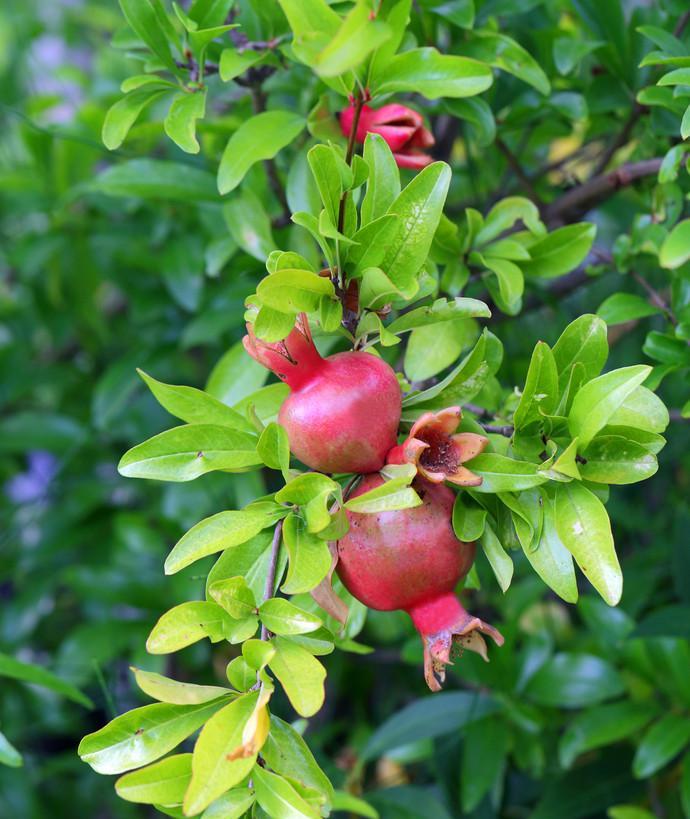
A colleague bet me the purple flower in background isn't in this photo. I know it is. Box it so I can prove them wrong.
[5,451,58,504]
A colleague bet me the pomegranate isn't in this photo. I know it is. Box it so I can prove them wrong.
[337,475,503,690]
[243,315,401,474]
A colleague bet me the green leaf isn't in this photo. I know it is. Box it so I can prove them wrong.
[0,731,22,768]
[643,330,690,366]
[471,30,550,94]
[165,509,272,574]
[277,0,342,70]
[314,0,391,78]
[559,702,657,769]
[475,196,545,245]
[331,791,378,818]
[596,293,660,325]
[481,255,524,315]
[480,522,513,592]
[461,715,509,812]
[184,693,260,815]
[219,47,264,81]
[452,493,487,541]
[207,339,269,406]
[513,341,559,430]
[373,48,493,99]
[444,97,495,146]
[118,424,261,482]
[521,224,596,279]
[344,478,421,514]
[468,454,548,493]
[361,133,401,226]
[209,577,257,619]
[526,496,578,603]
[164,89,207,154]
[92,159,218,201]
[201,788,256,818]
[526,653,625,708]
[579,436,658,484]
[268,636,326,717]
[102,89,169,150]
[0,652,92,708]
[78,699,226,775]
[553,314,608,389]
[387,297,490,334]
[218,111,305,195]
[253,766,320,819]
[254,306,297,343]
[119,0,178,71]
[262,715,334,802]
[632,714,690,779]
[146,601,234,653]
[307,144,351,225]
[207,530,282,603]
[281,514,333,595]
[224,190,276,261]
[568,365,652,448]
[378,162,451,298]
[362,691,497,760]
[607,386,669,433]
[403,329,489,411]
[138,370,254,432]
[132,668,230,705]
[259,599,322,636]
[276,474,340,506]
[115,754,192,804]
[554,482,622,605]
[660,219,690,268]
[257,422,291,477]
[257,270,335,313]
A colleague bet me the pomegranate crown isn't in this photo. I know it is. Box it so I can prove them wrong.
[242,314,323,390]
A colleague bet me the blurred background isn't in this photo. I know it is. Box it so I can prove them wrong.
[2,1,690,817]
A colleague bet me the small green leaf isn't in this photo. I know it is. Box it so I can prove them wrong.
[92,159,218,201]
[184,693,260,815]
[521,224,596,279]
[253,766,320,819]
[467,454,548,493]
[102,88,169,150]
[219,48,264,81]
[268,637,326,717]
[553,314,608,389]
[146,601,233,653]
[568,365,652,448]
[344,479,421,514]
[470,30,550,94]
[257,270,335,313]
[201,789,256,818]
[607,385,669,434]
[119,0,178,71]
[579,436,658,484]
[116,754,192,804]
[165,509,272,574]
[526,495,578,603]
[276,474,340,506]
[257,422,291,476]
[513,341,559,430]
[164,89,207,154]
[281,514,333,595]
[387,297,490,334]
[0,731,22,768]
[475,196,544,245]
[480,522,513,592]
[218,111,305,194]
[596,293,660,325]
[526,653,625,708]
[138,370,253,432]
[361,133,401,226]
[209,577,257,619]
[633,714,690,779]
[452,491,487,541]
[660,219,690,268]
[259,598,322,636]
[314,0,392,78]
[554,482,622,605]
[461,715,509,812]
[118,424,261,482]
[132,668,230,705]
[373,48,493,99]
[79,699,226,775]
[0,652,92,708]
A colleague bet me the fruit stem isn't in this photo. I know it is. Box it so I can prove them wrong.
[336,91,365,300]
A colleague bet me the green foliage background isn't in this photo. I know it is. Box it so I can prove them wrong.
[1,0,690,817]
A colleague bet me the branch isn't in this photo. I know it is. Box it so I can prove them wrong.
[543,158,663,226]
[590,102,646,177]
[259,520,283,642]
[496,137,544,206]
[462,403,513,437]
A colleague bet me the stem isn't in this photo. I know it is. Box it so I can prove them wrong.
[260,520,283,642]
[337,92,365,237]
[496,137,544,206]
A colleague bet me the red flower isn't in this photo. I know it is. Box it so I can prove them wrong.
[340,103,435,169]
[387,406,488,486]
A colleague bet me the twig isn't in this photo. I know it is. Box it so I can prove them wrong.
[337,92,365,236]
[543,158,663,225]
[496,137,544,206]
[259,520,283,642]
[590,102,646,177]
[670,409,690,422]
[482,424,514,437]
[462,404,513,437]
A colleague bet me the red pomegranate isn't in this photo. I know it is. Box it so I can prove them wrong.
[337,474,503,690]
[243,315,401,474]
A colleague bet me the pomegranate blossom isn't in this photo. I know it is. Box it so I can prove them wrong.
[337,475,503,690]
[243,315,401,474]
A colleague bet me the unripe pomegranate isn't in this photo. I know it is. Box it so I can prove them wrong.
[337,475,503,690]
[243,315,401,474]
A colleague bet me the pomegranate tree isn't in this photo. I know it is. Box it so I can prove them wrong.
[337,474,504,691]
[244,314,401,474]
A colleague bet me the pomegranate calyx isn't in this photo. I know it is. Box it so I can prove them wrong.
[388,406,488,486]
[243,313,323,390]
